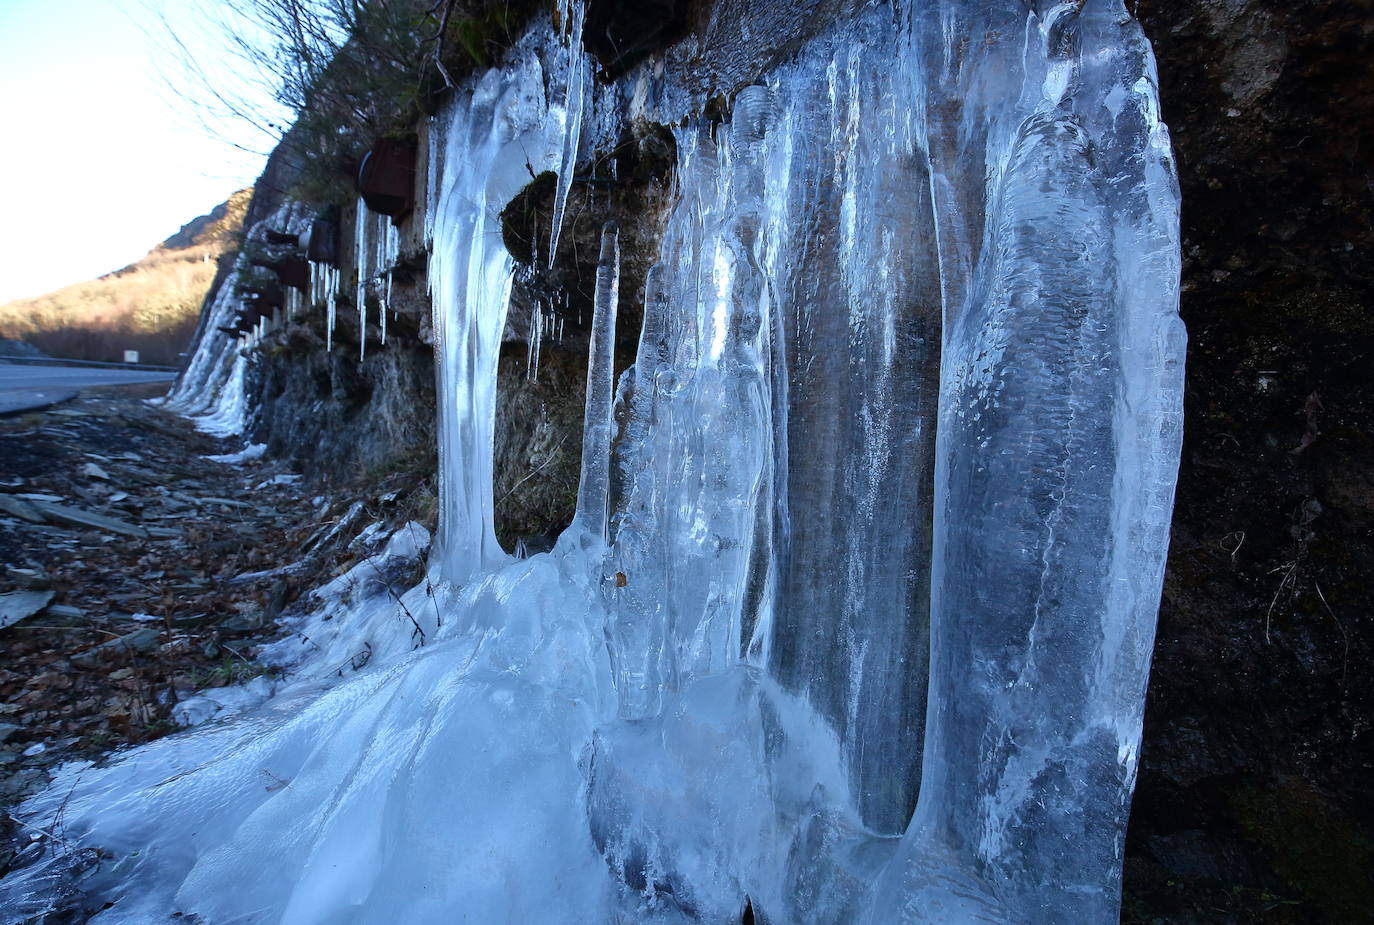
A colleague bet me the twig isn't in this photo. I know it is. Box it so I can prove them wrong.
[498,434,569,505]
[6,814,89,855]
[364,557,426,646]
[426,575,443,629]
[1264,560,1299,644]
[260,768,290,792]
[1314,581,1350,687]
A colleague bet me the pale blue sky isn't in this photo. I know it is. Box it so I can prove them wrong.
[0,0,276,303]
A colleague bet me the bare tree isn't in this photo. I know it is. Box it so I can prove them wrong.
[146,0,540,205]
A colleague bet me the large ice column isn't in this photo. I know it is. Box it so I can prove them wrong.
[569,222,620,544]
[429,52,567,584]
[603,109,782,719]
[869,0,1185,920]
[757,20,944,835]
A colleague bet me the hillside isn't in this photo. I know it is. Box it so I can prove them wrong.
[0,189,250,365]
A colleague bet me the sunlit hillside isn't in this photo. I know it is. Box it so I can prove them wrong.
[0,189,250,366]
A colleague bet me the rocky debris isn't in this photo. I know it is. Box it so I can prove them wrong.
[0,385,436,878]
[0,495,44,524]
[17,498,150,539]
[69,627,162,669]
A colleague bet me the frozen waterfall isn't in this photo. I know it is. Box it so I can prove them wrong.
[0,1,1182,922]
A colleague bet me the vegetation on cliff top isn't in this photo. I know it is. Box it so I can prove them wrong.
[167,0,543,207]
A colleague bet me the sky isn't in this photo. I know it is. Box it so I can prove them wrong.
[0,0,277,304]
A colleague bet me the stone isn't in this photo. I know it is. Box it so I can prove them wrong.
[71,627,162,667]
[0,723,20,744]
[80,462,111,480]
[26,499,148,538]
[0,493,46,524]
[0,590,55,630]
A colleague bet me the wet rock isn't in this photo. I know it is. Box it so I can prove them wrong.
[1,767,48,802]
[220,604,265,634]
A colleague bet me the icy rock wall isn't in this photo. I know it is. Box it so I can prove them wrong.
[0,1,1181,922]
[162,204,315,436]
[422,0,1182,915]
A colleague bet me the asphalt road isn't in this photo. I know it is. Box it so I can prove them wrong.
[0,365,177,414]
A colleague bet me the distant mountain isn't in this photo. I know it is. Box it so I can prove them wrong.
[154,196,246,252]
[0,190,251,366]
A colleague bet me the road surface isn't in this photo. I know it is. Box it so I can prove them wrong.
[0,365,177,414]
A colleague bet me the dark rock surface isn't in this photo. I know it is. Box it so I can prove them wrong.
[250,320,438,486]
[1127,2,1374,921]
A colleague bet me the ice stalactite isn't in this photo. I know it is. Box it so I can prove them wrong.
[163,203,314,434]
[569,222,619,544]
[547,0,588,265]
[324,264,340,351]
[355,198,369,358]
[0,2,1182,923]
[526,300,543,381]
[353,203,398,360]
[381,269,392,345]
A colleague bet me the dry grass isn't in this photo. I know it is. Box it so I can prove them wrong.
[0,190,250,366]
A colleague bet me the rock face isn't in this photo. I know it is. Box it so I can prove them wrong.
[249,315,437,486]
[1127,1,1374,921]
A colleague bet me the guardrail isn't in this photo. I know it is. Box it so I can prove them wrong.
[0,355,180,372]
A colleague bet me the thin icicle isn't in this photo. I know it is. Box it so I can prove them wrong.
[356,200,370,360]
[381,273,390,346]
[527,300,543,382]
[326,266,337,352]
[548,0,588,266]
[571,222,619,542]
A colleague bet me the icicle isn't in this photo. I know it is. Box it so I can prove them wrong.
[548,0,588,266]
[424,118,441,246]
[381,273,390,346]
[356,200,370,361]
[326,267,336,352]
[610,263,671,532]
[526,300,542,382]
[571,222,619,543]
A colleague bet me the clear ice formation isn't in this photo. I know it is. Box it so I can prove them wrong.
[0,2,1182,923]
[354,201,400,360]
[160,203,316,436]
